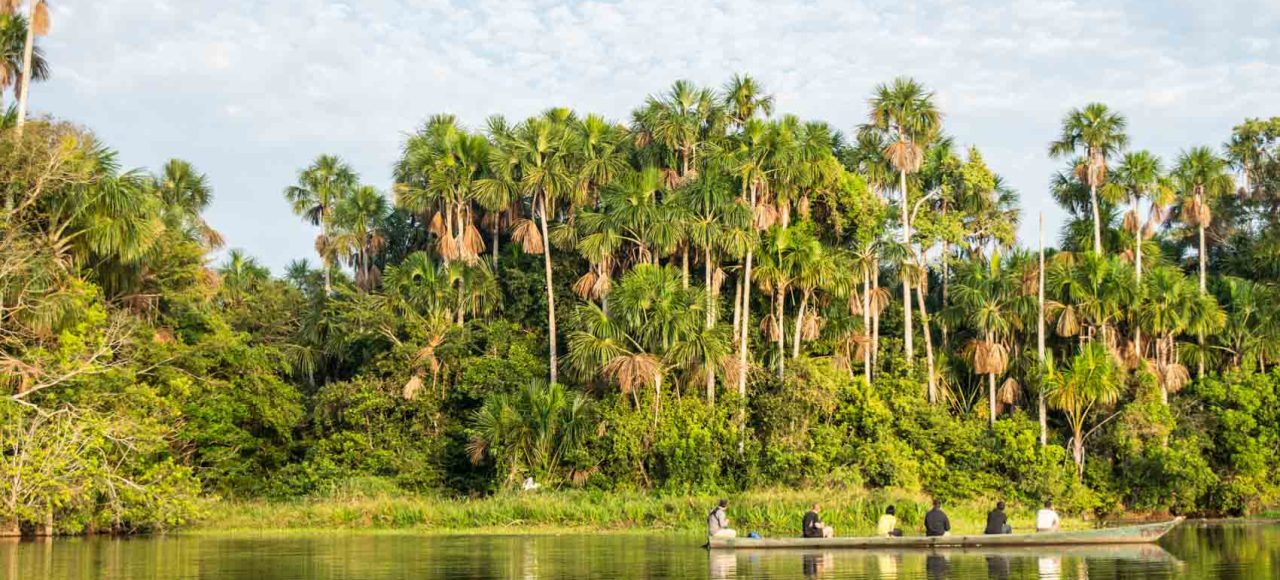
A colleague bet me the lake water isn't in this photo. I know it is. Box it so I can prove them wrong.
[2,521,1276,579]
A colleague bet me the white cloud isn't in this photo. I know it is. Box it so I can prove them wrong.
[29,0,1280,271]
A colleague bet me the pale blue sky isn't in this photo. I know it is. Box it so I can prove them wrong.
[28,0,1280,272]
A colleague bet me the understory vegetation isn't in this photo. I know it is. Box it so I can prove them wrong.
[5,52,1280,533]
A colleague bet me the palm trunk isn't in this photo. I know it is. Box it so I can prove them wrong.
[682,246,690,289]
[863,274,872,386]
[1038,213,1048,446]
[705,248,716,405]
[492,216,501,267]
[988,372,997,428]
[1072,429,1085,479]
[1134,196,1143,358]
[791,289,810,359]
[872,264,881,372]
[732,276,743,343]
[1198,215,1206,380]
[738,248,753,399]
[538,196,559,385]
[775,287,785,377]
[322,218,333,295]
[900,169,913,363]
[915,282,937,403]
[1089,181,1103,254]
[14,1,37,134]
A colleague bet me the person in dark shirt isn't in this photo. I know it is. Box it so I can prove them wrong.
[802,503,834,538]
[924,499,951,537]
[984,501,1012,534]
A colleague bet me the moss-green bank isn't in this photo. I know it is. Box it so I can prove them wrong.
[193,489,1088,536]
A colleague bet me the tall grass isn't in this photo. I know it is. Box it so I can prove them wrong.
[196,485,1074,535]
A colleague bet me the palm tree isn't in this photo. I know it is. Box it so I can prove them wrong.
[723,74,774,129]
[285,155,358,295]
[218,249,270,307]
[395,115,490,265]
[1174,146,1234,378]
[1106,150,1169,356]
[867,77,941,365]
[0,11,48,107]
[154,159,223,249]
[1049,103,1129,254]
[467,382,595,488]
[334,185,390,291]
[10,0,47,132]
[633,80,723,181]
[947,252,1030,426]
[1048,343,1123,477]
[504,112,578,385]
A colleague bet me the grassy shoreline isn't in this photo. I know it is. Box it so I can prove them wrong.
[191,489,1094,536]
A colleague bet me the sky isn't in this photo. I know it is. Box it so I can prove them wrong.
[27,0,1280,273]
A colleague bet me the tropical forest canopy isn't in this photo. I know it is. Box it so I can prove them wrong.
[6,51,1280,533]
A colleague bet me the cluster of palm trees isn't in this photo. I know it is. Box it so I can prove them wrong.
[0,1,50,130]
[276,77,1275,479]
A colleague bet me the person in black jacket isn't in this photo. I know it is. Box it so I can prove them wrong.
[802,503,834,538]
[924,499,951,537]
[984,501,1012,534]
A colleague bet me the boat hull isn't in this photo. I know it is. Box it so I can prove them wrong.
[706,517,1183,550]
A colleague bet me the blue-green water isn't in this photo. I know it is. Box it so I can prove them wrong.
[2,522,1276,579]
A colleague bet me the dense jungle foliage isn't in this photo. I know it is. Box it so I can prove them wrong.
[5,42,1280,533]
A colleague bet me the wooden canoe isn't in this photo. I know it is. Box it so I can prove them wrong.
[706,517,1183,549]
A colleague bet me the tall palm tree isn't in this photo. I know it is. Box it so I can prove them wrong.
[1174,146,1234,378]
[154,159,223,249]
[334,185,390,291]
[867,77,941,365]
[0,11,48,107]
[1106,150,1169,356]
[395,115,490,265]
[723,74,774,129]
[285,155,357,295]
[1049,103,1129,254]
[504,112,578,385]
[947,253,1030,426]
[10,0,48,132]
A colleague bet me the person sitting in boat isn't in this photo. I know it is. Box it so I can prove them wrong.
[802,503,834,538]
[984,501,1012,534]
[708,499,736,538]
[924,499,951,537]
[876,505,903,537]
[1036,500,1061,533]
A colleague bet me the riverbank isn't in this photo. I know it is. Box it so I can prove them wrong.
[193,489,1090,536]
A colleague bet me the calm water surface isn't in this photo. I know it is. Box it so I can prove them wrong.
[2,522,1277,579]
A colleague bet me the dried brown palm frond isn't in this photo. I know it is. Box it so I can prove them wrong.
[760,314,780,341]
[868,287,892,316]
[1054,305,1080,337]
[1158,363,1191,394]
[711,267,726,296]
[428,212,447,237]
[153,327,176,345]
[436,234,460,262]
[1123,209,1140,234]
[1,1,21,16]
[798,195,811,219]
[1142,218,1158,240]
[402,374,424,401]
[972,340,1009,375]
[800,312,822,341]
[573,271,598,300]
[847,290,864,316]
[885,140,923,174]
[753,203,779,230]
[570,465,600,486]
[720,355,744,389]
[592,272,613,298]
[1185,196,1212,227]
[603,353,661,395]
[997,377,1022,405]
[32,1,50,36]
[510,218,544,254]
[461,224,486,256]
[314,233,332,256]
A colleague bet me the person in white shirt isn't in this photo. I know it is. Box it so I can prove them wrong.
[1036,500,1061,532]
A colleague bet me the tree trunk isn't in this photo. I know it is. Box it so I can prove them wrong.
[1134,196,1143,359]
[1072,432,1085,479]
[732,276,743,344]
[539,196,559,385]
[1038,213,1047,446]
[872,264,881,373]
[705,248,715,405]
[900,169,914,363]
[322,217,333,295]
[941,239,950,348]
[915,283,937,403]
[14,1,37,134]
[863,274,872,386]
[492,216,501,267]
[681,246,690,289]
[738,248,753,399]
[775,287,785,378]
[791,289,810,359]
[988,371,997,428]
[1089,181,1103,254]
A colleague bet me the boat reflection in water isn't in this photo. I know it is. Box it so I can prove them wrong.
[711,543,1180,579]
